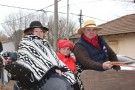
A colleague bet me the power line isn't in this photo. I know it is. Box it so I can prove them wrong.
[0,0,62,24]
[0,4,39,11]
[82,15,107,21]
[0,0,62,11]
[1,8,106,25]
[0,0,107,25]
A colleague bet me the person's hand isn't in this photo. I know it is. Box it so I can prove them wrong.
[55,69,62,76]
[102,61,113,70]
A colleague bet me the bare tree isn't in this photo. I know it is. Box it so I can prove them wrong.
[1,11,48,50]
[47,15,77,48]
[0,35,8,43]
[1,11,77,50]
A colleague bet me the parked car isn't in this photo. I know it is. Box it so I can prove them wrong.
[117,55,135,70]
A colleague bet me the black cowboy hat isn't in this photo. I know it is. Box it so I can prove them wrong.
[24,21,49,33]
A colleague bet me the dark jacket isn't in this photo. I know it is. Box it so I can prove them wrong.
[73,36,120,71]
[0,41,3,52]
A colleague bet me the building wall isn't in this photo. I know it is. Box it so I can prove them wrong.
[104,33,135,59]
[2,42,15,53]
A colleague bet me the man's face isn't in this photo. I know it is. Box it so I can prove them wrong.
[83,27,98,38]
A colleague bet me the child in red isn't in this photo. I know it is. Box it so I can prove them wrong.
[57,40,76,73]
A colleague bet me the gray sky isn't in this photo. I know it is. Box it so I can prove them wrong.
[0,0,135,31]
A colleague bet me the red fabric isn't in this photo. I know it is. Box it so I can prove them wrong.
[57,40,74,50]
[57,52,76,73]
[82,34,101,50]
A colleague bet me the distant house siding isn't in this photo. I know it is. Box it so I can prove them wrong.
[107,40,118,54]
[104,33,135,59]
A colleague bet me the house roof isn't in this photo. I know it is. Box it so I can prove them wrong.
[98,14,135,36]
[70,14,135,39]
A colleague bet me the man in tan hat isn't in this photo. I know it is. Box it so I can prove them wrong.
[73,20,120,71]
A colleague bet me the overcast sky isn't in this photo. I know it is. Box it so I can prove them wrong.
[0,0,135,31]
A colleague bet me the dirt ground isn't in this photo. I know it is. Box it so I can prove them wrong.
[0,80,16,90]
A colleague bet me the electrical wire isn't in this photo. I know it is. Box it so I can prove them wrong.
[0,0,62,24]
[0,0,133,25]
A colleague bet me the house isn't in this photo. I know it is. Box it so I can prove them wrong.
[70,14,135,59]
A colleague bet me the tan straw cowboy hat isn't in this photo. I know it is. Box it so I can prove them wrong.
[78,20,103,34]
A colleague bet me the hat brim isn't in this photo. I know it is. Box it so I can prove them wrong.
[24,27,49,33]
[78,26,102,34]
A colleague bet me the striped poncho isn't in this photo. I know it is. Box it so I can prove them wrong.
[16,35,76,85]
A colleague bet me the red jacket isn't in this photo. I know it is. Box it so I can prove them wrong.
[57,52,76,73]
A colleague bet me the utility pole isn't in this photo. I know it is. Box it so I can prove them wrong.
[54,0,58,51]
[79,10,83,28]
[66,0,69,40]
